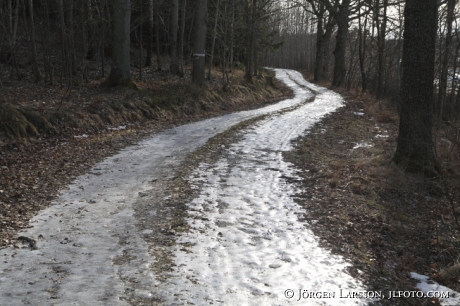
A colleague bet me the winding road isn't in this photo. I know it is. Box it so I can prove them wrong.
[0,69,366,305]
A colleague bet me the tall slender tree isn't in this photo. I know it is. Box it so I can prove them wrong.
[207,0,221,80]
[145,0,153,66]
[28,0,40,82]
[438,0,457,121]
[170,0,180,75]
[178,0,187,72]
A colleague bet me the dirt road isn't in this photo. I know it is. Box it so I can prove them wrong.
[0,69,365,305]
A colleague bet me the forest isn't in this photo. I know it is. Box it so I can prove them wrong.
[1,0,459,160]
[0,0,459,114]
[2,0,460,304]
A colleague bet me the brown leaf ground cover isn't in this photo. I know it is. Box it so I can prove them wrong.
[284,81,460,305]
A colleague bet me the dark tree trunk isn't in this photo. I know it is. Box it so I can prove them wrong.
[331,2,349,87]
[139,0,143,80]
[58,0,69,79]
[207,0,220,80]
[376,0,388,99]
[28,0,40,83]
[42,0,53,84]
[394,0,439,176]
[192,0,208,84]
[245,0,256,83]
[314,6,324,82]
[104,0,133,87]
[68,1,76,76]
[306,0,335,82]
[178,0,186,72]
[358,5,368,93]
[145,0,153,66]
[229,0,235,72]
[438,0,455,121]
[156,0,162,70]
[314,14,334,82]
[170,0,180,75]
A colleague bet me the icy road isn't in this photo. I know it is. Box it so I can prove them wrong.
[1,69,367,305]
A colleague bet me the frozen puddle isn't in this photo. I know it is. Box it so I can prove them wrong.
[157,76,367,305]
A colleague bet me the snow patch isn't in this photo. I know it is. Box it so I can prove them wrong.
[108,125,126,131]
[411,272,460,306]
[74,134,89,138]
[352,142,373,149]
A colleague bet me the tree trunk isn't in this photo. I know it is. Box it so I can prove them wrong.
[449,36,460,108]
[139,0,143,80]
[314,5,324,81]
[245,0,256,83]
[438,0,455,121]
[68,1,76,76]
[192,0,208,84]
[376,0,388,99]
[178,0,186,72]
[42,0,53,84]
[6,0,20,79]
[28,0,40,82]
[221,1,229,90]
[394,0,439,176]
[58,0,69,79]
[104,0,133,87]
[155,0,162,70]
[229,0,235,73]
[358,5,368,93]
[145,0,153,66]
[315,14,334,82]
[207,0,220,80]
[170,0,180,75]
[331,1,349,87]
